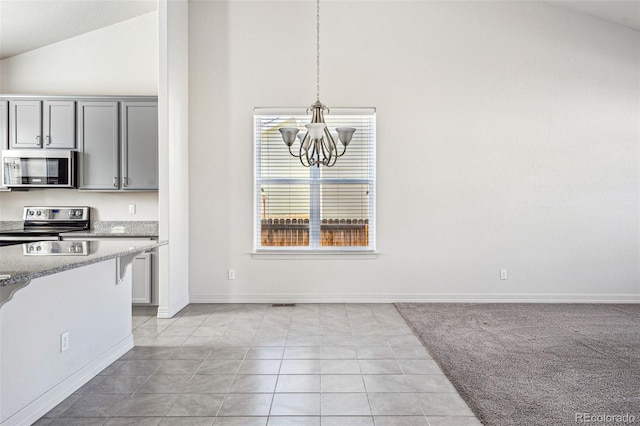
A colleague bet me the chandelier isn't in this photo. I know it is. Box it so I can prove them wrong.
[278,0,356,167]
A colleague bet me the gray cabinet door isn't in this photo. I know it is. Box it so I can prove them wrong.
[77,102,119,190]
[43,101,75,149]
[0,101,8,190]
[132,252,152,304]
[121,102,158,190]
[0,101,8,151]
[9,100,42,149]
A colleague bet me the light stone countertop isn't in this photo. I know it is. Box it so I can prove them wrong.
[0,239,166,288]
[61,221,159,238]
[0,221,22,231]
[0,221,158,237]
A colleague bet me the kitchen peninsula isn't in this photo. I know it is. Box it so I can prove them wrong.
[0,239,166,426]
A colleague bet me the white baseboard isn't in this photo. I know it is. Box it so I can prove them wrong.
[157,295,190,318]
[1,335,134,426]
[189,293,640,304]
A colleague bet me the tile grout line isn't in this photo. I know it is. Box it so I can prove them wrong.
[47,304,479,424]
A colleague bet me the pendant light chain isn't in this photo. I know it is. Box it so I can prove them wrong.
[316,0,321,102]
[278,0,356,167]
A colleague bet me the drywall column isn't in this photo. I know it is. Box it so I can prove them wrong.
[157,0,190,318]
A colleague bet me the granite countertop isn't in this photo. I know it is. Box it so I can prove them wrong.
[0,221,22,231]
[0,239,166,287]
[62,221,159,238]
[0,221,158,237]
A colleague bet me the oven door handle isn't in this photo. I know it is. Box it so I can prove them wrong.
[0,236,60,241]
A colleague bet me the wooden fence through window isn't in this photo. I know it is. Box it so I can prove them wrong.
[261,218,369,247]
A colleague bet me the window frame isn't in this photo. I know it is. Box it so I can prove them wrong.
[253,107,376,254]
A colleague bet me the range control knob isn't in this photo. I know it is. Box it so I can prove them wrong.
[27,210,34,217]
[36,211,42,216]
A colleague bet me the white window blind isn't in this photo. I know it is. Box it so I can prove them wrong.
[254,107,376,251]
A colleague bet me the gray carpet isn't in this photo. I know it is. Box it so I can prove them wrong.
[395,303,640,426]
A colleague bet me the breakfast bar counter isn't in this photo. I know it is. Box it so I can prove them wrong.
[0,239,166,426]
[0,239,164,288]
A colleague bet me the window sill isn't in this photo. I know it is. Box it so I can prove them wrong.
[252,250,378,260]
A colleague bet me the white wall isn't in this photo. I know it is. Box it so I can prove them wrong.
[0,11,159,221]
[188,1,639,303]
[0,191,158,221]
[0,12,158,95]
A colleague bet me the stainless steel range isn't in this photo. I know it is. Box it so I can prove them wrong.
[0,206,90,247]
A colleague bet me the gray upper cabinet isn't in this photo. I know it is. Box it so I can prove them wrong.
[77,99,158,191]
[2,95,157,191]
[77,101,119,190]
[9,100,42,148]
[121,102,158,190]
[43,101,76,149]
[0,101,8,190]
[0,101,8,151]
[9,99,75,149]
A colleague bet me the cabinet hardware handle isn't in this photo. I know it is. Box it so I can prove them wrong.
[122,177,128,187]
[45,136,51,145]
[113,177,118,188]
[36,136,41,146]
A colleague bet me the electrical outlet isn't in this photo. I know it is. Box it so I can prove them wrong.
[228,269,236,280]
[500,269,508,280]
[60,332,70,352]
[128,204,136,214]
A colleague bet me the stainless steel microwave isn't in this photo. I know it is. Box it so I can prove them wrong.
[1,150,75,188]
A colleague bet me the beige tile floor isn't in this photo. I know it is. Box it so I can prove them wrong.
[35,303,481,425]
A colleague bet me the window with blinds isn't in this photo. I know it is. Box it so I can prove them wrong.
[254,107,376,251]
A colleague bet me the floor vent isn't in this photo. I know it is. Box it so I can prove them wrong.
[271,303,296,307]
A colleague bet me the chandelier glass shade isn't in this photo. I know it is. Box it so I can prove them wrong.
[278,0,356,167]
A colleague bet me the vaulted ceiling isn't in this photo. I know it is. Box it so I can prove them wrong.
[0,0,157,60]
[0,0,637,61]
[546,1,640,32]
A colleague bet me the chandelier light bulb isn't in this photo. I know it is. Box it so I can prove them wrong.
[306,123,326,140]
[336,127,356,146]
[330,131,339,151]
[279,128,300,146]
